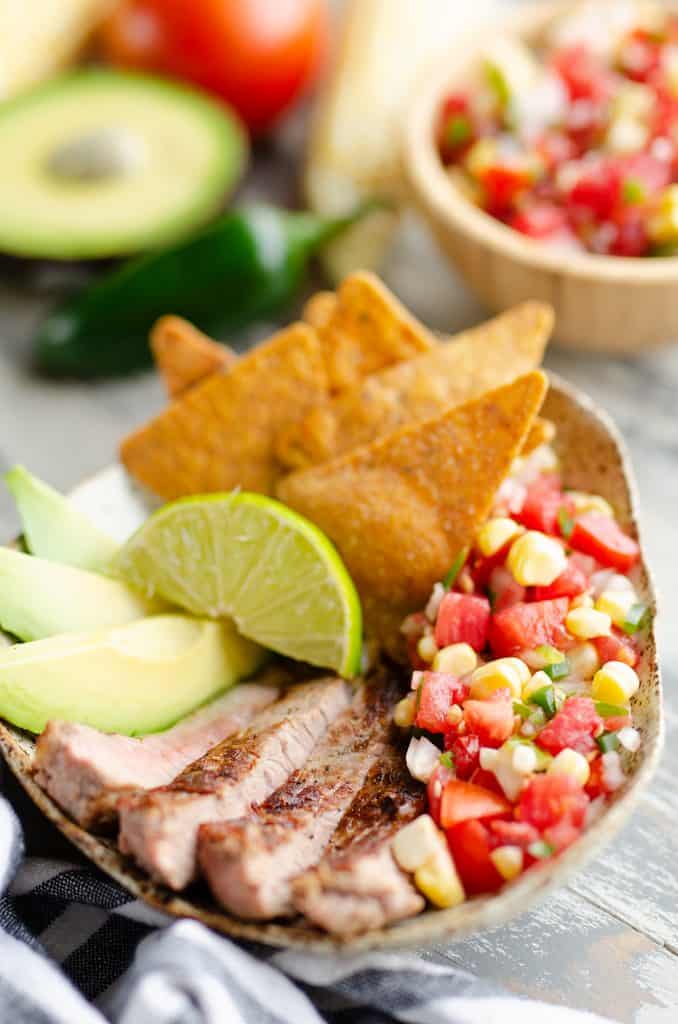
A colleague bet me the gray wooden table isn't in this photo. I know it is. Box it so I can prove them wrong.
[0,125,676,1022]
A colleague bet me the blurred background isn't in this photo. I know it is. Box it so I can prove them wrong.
[0,2,677,1017]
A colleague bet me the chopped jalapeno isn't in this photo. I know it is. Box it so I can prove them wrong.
[596,730,620,753]
[442,546,470,590]
[528,840,555,860]
[622,177,646,205]
[535,644,564,665]
[543,658,570,682]
[439,751,454,769]
[530,684,558,718]
[622,602,649,635]
[513,700,533,720]
[594,700,630,718]
[557,506,574,539]
[445,115,472,147]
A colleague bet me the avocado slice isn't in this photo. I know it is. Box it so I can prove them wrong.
[0,548,160,641]
[0,70,247,260]
[0,614,265,734]
[5,465,118,572]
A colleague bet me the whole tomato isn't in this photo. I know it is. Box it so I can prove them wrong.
[98,0,329,133]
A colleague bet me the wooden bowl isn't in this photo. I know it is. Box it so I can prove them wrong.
[403,1,678,354]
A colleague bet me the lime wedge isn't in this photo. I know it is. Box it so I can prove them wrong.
[114,492,362,677]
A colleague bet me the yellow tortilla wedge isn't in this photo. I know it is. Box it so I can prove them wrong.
[316,271,435,392]
[302,290,336,330]
[121,323,329,499]
[276,302,553,470]
[150,316,235,399]
[277,372,547,627]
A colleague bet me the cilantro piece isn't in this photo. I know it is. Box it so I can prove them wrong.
[557,505,574,539]
[442,547,469,590]
[439,751,455,769]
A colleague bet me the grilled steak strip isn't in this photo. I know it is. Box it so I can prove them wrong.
[117,676,349,890]
[292,739,426,936]
[198,673,402,920]
[33,681,279,830]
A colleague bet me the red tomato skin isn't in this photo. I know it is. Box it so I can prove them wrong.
[593,629,640,669]
[98,0,329,133]
[446,734,480,780]
[570,514,640,572]
[439,779,511,830]
[469,766,507,796]
[519,773,590,832]
[447,820,504,895]
[516,475,563,534]
[489,819,540,850]
[463,699,514,747]
[532,558,589,601]
[543,818,583,853]
[489,598,569,657]
[510,202,569,239]
[489,566,527,612]
[434,593,491,652]
[536,696,603,756]
[551,44,616,104]
[414,673,467,734]
[427,763,455,825]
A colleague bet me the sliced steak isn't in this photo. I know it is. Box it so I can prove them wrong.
[198,673,402,920]
[117,676,349,890]
[33,677,281,831]
[292,740,426,936]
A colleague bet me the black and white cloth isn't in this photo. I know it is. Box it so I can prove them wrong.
[0,785,614,1024]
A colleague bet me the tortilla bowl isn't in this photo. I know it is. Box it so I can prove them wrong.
[0,375,662,950]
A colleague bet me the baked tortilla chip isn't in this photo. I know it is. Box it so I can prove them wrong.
[302,291,336,330]
[276,302,553,470]
[523,417,556,456]
[121,323,329,499]
[150,316,236,399]
[318,271,435,392]
[277,372,547,625]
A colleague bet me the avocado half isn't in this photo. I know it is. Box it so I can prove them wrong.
[0,70,248,260]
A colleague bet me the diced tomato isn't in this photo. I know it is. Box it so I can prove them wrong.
[446,819,504,895]
[438,92,475,163]
[621,153,672,196]
[488,819,540,851]
[434,592,491,652]
[593,629,640,669]
[532,558,589,601]
[535,696,603,756]
[519,773,590,833]
[617,28,662,83]
[427,762,455,825]
[585,754,625,799]
[445,734,480,781]
[510,201,569,239]
[604,714,632,732]
[515,474,563,534]
[477,162,534,214]
[439,779,511,829]
[415,672,467,734]
[488,566,526,612]
[463,698,514,747]
[543,818,583,853]
[489,598,569,657]
[535,131,578,173]
[569,551,599,577]
[551,44,616,104]
[471,547,512,590]
[569,514,640,572]
[565,158,622,221]
[469,766,507,796]
[605,207,650,258]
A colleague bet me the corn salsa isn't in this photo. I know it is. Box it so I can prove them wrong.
[392,440,647,906]
[437,3,678,257]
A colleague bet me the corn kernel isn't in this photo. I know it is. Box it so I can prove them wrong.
[433,643,478,676]
[417,634,438,663]
[522,669,552,701]
[490,845,524,881]
[596,589,637,629]
[566,607,612,639]
[548,748,590,786]
[447,703,463,726]
[566,643,600,681]
[392,814,444,873]
[507,531,567,587]
[414,846,466,909]
[649,185,678,245]
[393,693,417,729]
[567,491,614,518]
[592,661,640,705]
[469,657,529,700]
[476,517,523,558]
